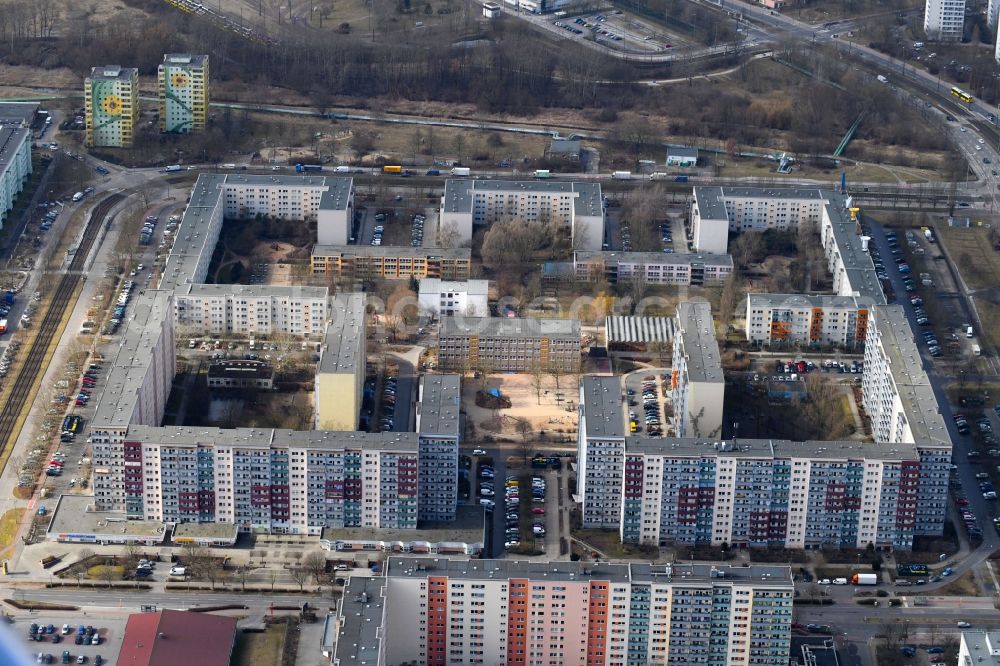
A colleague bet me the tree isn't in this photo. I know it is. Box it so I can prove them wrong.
[288,565,309,592]
[531,364,546,405]
[303,551,328,589]
[98,558,116,588]
[74,548,94,586]
[121,543,140,573]
[480,218,546,271]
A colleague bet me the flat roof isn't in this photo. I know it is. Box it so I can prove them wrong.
[624,436,919,462]
[575,250,733,269]
[548,139,581,154]
[179,283,329,300]
[172,522,240,540]
[0,102,38,126]
[333,576,386,666]
[385,556,793,586]
[162,53,208,66]
[960,632,1000,665]
[439,316,580,340]
[872,305,950,446]
[676,301,722,384]
[693,186,728,221]
[312,244,472,261]
[417,374,461,439]
[441,179,604,219]
[0,126,29,172]
[418,278,489,297]
[92,291,174,430]
[125,424,420,452]
[207,360,274,380]
[581,375,625,439]
[47,494,165,538]
[747,293,874,309]
[88,65,137,81]
[318,293,365,375]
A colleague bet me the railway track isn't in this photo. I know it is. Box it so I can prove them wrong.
[0,193,124,471]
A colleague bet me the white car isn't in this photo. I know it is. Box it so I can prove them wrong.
[479,499,495,509]
[818,578,831,585]
[958,621,972,628]
[169,566,186,576]
[472,449,487,456]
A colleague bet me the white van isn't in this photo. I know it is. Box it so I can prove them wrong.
[832,577,848,585]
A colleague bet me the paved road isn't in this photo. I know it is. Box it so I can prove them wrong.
[1,586,334,611]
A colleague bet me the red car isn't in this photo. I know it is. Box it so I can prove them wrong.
[957,498,969,506]
[531,508,545,515]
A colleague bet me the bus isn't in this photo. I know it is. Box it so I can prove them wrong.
[951,86,973,103]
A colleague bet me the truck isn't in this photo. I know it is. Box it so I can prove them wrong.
[973,344,982,357]
[220,163,237,170]
[649,173,669,181]
[163,165,182,172]
[877,74,888,84]
[71,192,84,202]
[383,165,402,174]
[295,164,323,173]
[533,169,551,179]
[612,171,632,180]
[451,167,471,177]
[851,573,878,585]
[333,165,350,173]
[0,319,8,334]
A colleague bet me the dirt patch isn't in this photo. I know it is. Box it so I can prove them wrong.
[464,374,577,443]
[934,570,981,596]
[233,623,286,666]
[938,226,1000,291]
[0,508,25,560]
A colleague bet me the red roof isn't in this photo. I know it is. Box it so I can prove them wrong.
[117,609,237,666]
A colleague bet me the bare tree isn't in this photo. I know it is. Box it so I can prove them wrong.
[303,551,328,589]
[288,566,309,592]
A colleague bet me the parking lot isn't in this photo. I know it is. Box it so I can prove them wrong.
[552,11,689,53]
[624,370,671,438]
[9,613,126,665]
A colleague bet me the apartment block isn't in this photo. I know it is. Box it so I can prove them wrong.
[311,245,472,281]
[862,305,951,536]
[174,284,329,338]
[672,302,724,439]
[161,174,352,291]
[440,179,604,249]
[85,65,139,148]
[0,102,39,127]
[578,373,948,550]
[158,54,209,133]
[116,426,419,533]
[924,0,965,41]
[418,278,489,318]
[416,375,461,522]
[437,316,580,373]
[332,557,793,666]
[573,251,733,287]
[745,294,872,349]
[314,293,366,432]
[0,125,32,225]
[959,631,1000,666]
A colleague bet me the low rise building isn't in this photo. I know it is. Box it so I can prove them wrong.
[546,138,582,161]
[311,244,472,281]
[174,284,330,338]
[439,178,604,249]
[437,315,580,373]
[315,293,366,432]
[745,294,872,349]
[417,277,489,318]
[0,102,39,127]
[85,65,139,148]
[665,146,699,167]
[207,360,274,389]
[117,610,236,666]
[0,125,32,225]
[331,557,793,666]
[672,301,724,439]
[573,250,733,286]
